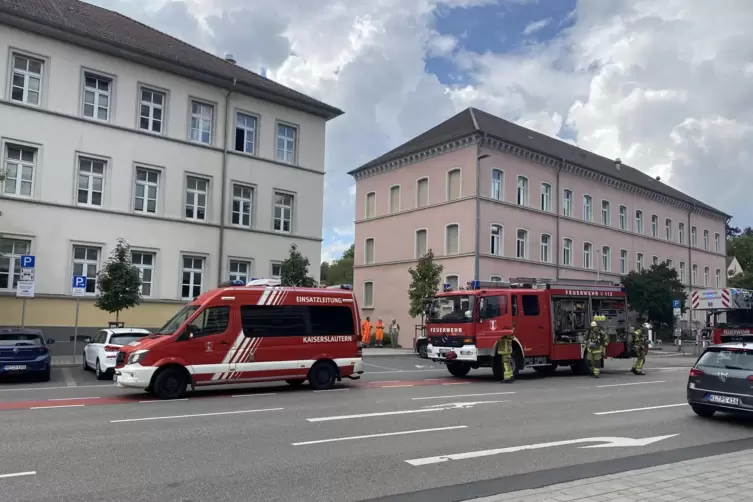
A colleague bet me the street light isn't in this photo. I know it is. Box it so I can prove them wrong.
[474,152,491,281]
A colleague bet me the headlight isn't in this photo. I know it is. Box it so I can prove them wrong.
[127,350,149,365]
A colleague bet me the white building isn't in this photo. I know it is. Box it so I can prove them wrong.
[0,0,342,329]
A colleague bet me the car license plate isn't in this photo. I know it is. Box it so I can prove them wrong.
[4,365,26,371]
[708,394,739,405]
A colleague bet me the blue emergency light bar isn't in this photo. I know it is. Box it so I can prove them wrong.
[326,284,353,290]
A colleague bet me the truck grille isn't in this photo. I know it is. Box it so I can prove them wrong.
[429,337,465,348]
[116,351,126,366]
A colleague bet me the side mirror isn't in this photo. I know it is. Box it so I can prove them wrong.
[84,337,92,343]
[46,338,55,345]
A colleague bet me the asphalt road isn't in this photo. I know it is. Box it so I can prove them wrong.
[1,353,744,502]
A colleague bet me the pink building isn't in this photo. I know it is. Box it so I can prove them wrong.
[349,108,730,348]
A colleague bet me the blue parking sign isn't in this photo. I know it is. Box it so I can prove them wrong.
[672,300,681,308]
[20,255,35,268]
[72,276,87,289]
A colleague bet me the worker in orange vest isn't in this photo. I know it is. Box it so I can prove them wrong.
[375,319,385,347]
[361,316,372,346]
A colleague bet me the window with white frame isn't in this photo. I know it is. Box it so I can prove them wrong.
[635,210,644,233]
[82,73,111,121]
[620,249,628,274]
[665,218,672,240]
[447,169,461,200]
[704,266,709,286]
[562,238,573,266]
[11,53,43,105]
[516,229,528,259]
[72,245,100,294]
[562,189,572,216]
[692,264,698,285]
[3,144,35,197]
[601,200,610,226]
[619,205,627,230]
[679,222,685,244]
[185,176,208,221]
[229,259,251,284]
[415,229,427,258]
[77,157,105,207]
[583,242,593,269]
[134,167,159,214]
[636,253,644,272]
[131,251,155,297]
[389,185,400,213]
[139,87,165,133]
[714,233,721,253]
[490,276,503,282]
[0,238,31,290]
[540,234,551,263]
[583,195,592,222]
[691,226,697,246]
[273,192,294,233]
[364,238,375,264]
[271,262,282,278]
[540,183,551,211]
[716,269,721,288]
[601,246,611,271]
[652,255,659,266]
[231,184,253,227]
[235,112,257,154]
[181,256,204,299]
[490,224,503,256]
[363,281,374,308]
[666,259,673,269]
[445,275,459,290]
[416,178,429,207]
[276,123,297,163]
[516,176,528,206]
[703,229,709,250]
[189,100,213,144]
[680,262,686,283]
[445,224,459,255]
[365,192,376,218]
[491,169,503,200]
[651,215,658,237]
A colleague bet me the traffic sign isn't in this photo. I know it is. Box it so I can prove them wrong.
[16,281,34,298]
[72,275,87,297]
[673,308,681,317]
[672,300,681,308]
[20,268,34,281]
[20,255,35,268]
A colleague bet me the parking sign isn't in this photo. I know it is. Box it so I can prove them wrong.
[72,275,87,297]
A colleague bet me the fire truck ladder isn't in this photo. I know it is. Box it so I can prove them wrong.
[468,277,623,290]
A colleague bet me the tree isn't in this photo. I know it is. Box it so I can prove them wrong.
[280,244,317,287]
[95,238,142,322]
[342,244,355,260]
[320,261,330,283]
[727,224,742,238]
[621,262,687,327]
[727,227,753,271]
[408,249,443,319]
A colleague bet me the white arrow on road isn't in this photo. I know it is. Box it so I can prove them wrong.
[421,400,509,410]
[307,400,508,422]
[405,434,679,466]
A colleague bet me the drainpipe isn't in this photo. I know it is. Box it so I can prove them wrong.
[555,157,564,280]
[473,132,488,282]
[217,83,235,284]
[687,204,695,328]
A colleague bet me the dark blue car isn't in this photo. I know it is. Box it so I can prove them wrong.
[0,329,55,382]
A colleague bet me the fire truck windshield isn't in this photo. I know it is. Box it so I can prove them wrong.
[426,295,475,323]
[155,305,200,335]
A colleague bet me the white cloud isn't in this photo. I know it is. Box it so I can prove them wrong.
[321,240,353,263]
[522,17,552,36]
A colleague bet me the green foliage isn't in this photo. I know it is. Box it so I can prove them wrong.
[726,226,753,289]
[320,261,330,282]
[280,244,317,287]
[320,244,354,286]
[408,249,443,319]
[621,262,687,327]
[95,238,142,321]
[341,244,355,260]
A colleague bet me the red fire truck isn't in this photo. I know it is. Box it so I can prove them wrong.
[690,288,753,344]
[425,278,639,379]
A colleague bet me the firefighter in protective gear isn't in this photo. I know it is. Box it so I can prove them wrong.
[631,323,648,375]
[375,319,385,347]
[361,317,372,346]
[584,316,608,378]
[496,334,516,383]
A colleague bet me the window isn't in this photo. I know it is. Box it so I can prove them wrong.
[540,183,551,211]
[229,259,251,284]
[363,281,374,308]
[77,157,105,207]
[134,167,159,214]
[276,123,297,163]
[692,264,698,285]
[231,184,253,227]
[490,276,503,283]
[11,53,43,105]
[3,144,35,197]
[491,169,503,200]
[635,210,644,233]
[715,233,721,253]
[181,256,204,299]
[521,295,540,316]
[490,224,503,255]
[562,189,572,216]
[704,266,710,287]
[416,178,429,207]
[72,245,100,294]
[447,169,461,201]
[652,255,659,266]
[0,238,31,290]
[516,229,528,259]
[562,238,573,266]
[445,224,459,255]
[540,234,551,263]
[389,185,400,213]
[187,306,230,338]
[703,230,709,250]
[680,262,686,283]
[445,275,459,290]
[620,249,628,274]
[271,262,282,278]
[365,192,376,218]
[601,246,611,271]
[583,195,592,222]
[189,100,213,144]
[651,215,658,237]
[716,269,721,288]
[131,251,155,297]
[364,238,375,264]
[666,259,673,269]
[82,73,111,121]
[415,229,427,258]
[185,176,208,221]
[691,226,697,246]
[636,253,644,272]
[600,200,610,226]
[679,223,685,244]
[516,176,528,206]
[583,242,593,269]
[235,112,257,153]
[619,205,627,230]
[139,87,164,133]
[273,192,294,233]
[240,304,306,337]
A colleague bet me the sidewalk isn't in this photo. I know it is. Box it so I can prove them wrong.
[466,449,753,502]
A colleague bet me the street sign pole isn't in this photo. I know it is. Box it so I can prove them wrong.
[21,298,26,328]
[71,275,87,362]
[73,297,80,363]
[18,255,36,328]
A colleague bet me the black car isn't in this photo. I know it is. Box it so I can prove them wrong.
[0,329,55,382]
[687,341,753,417]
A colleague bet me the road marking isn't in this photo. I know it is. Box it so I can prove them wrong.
[30,404,86,410]
[61,368,77,387]
[380,384,415,388]
[314,388,350,393]
[308,401,506,422]
[596,381,666,388]
[110,407,284,423]
[138,398,189,403]
[594,403,686,415]
[0,384,112,393]
[442,382,470,386]
[48,396,101,401]
[364,363,402,371]
[231,393,277,398]
[0,471,36,479]
[374,380,401,384]
[412,392,516,401]
[292,426,468,446]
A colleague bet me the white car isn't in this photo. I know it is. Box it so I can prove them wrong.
[83,328,151,380]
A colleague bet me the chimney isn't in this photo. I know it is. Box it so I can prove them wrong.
[224,53,236,64]
[614,157,621,171]
[655,176,661,181]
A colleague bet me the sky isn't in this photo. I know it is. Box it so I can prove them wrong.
[86,0,753,262]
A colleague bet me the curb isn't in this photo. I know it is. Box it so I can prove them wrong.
[364,352,418,358]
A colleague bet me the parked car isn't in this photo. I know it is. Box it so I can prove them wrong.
[687,341,753,417]
[0,328,55,382]
[83,328,151,380]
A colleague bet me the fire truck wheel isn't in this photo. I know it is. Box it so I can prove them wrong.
[418,342,429,359]
[447,361,471,377]
[153,366,189,400]
[308,361,337,390]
